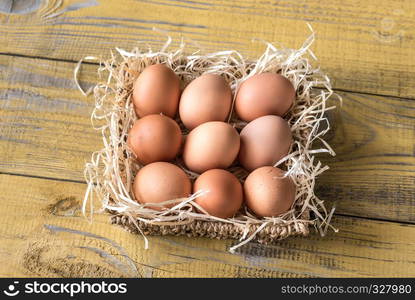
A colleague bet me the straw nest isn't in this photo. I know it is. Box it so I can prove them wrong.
[82,28,338,252]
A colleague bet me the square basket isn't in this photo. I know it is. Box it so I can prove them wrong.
[83,32,337,252]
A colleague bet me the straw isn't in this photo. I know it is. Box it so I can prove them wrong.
[81,28,339,252]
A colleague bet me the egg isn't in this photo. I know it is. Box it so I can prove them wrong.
[133,162,191,209]
[239,115,292,171]
[193,169,243,218]
[183,121,240,173]
[235,73,295,122]
[127,114,182,165]
[244,166,296,217]
[179,74,232,129]
[132,64,181,118]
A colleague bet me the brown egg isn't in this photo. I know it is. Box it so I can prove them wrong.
[244,166,296,217]
[183,121,240,173]
[179,74,232,130]
[133,162,191,209]
[239,115,292,171]
[127,114,182,165]
[132,64,181,118]
[193,169,243,218]
[235,73,295,122]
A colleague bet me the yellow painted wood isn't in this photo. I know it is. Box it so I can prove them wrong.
[1,0,415,98]
[1,0,415,278]
[318,91,415,222]
[0,54,99,180]
[0,173,414,278]
[1,54,414,222]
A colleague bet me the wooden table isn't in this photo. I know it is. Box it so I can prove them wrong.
[0,0,414,278]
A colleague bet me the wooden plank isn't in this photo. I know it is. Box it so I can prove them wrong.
[0,173,414,277]
[317,92,415,222]
[1,0,415,98]
[0,54,99,180]
[1,54,414,222]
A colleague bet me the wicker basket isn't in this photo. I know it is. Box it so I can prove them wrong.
[83,34,336,252]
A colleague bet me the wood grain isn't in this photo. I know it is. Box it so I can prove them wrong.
[0,173,414,278]
[0,0,415,98]
[317,92,415,222]
[1,54,414,222]
[0,54,99,180]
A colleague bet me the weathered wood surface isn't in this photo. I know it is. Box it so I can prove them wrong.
[0,174,414,278]
[0,54,98,181]
[1,0,415,98]
[0,0,414,277]
[318,91,415,223]
[1,54,414,223]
